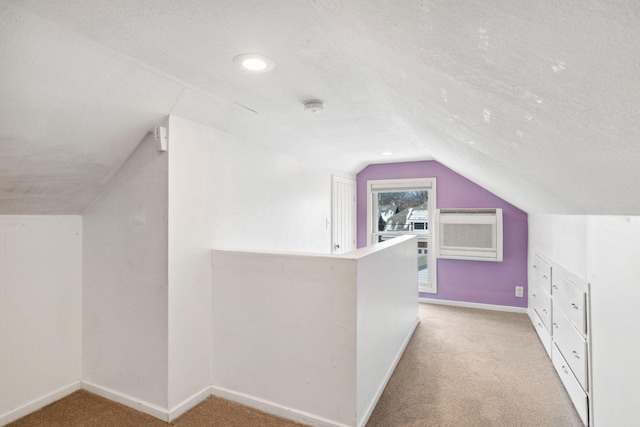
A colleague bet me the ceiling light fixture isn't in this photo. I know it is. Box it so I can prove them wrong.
[233,53,275,72]
[381,151,393,156]
[303,100,325,113]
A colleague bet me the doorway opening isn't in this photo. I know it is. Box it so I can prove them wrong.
[367,178,437,293]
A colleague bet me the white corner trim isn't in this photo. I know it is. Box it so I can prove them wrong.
[356,317,419,427]
[168,386,211,421]
[419,298,527,314]
[81,381,169,421]
[210,385,353,427]
[0,381,81,426]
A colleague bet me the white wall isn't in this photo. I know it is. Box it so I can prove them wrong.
[529,215,640,426]
[210,236,419,427]
[586,216,640,427]
[0,216,82,424]
[0,116,349,422]
[356,236,419,426]
[528,215,588,276]
[164,115,340,415]
[166,116,215,413]
[170,116,334,254]
[211,249,358,426]
[83,133,169,410]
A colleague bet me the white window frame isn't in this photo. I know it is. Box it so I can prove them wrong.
[366,178,437,294]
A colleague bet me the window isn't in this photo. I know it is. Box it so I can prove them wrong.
[367,178,437,294]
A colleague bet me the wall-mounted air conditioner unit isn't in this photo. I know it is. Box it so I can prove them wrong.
[437,208,503,262]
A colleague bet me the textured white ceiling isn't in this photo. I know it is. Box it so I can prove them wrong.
[1,0,639,214]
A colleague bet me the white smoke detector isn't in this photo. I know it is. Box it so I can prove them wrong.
[303,100,325,113]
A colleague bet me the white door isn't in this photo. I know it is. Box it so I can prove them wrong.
[332,176,356,254]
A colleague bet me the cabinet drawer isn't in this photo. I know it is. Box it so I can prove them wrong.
[532,255,552,294]
[552,344,588,426]
[530,309,551,357]
[552,303,588,390]
[552,272,587,334]
[529,281,551,333]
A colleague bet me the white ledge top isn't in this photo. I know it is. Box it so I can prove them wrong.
[212,235,416,261]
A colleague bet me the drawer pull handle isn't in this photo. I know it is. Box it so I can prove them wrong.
[537,322,543,328]
[543,309,547,314]
[553,322,558,329]
[543,275,548,279]
[533,265,538,269]
[572,351,581,359]
[562,365,569,374]
[552,285,558,290]
[571,303,580,310]
[533,293,537,297]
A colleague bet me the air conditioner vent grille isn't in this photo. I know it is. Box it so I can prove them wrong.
[437,208,503,262]
[442,223,493,249]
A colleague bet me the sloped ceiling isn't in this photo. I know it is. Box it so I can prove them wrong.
[1,0,639,215]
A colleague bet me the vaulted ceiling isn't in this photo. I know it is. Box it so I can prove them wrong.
[1,0,639,214]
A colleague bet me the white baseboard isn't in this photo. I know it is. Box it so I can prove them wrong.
[419,298,527,314]
[0,381,81,426]
[168,386,210,421]
[210,385,352,427]
[356,317,420,427]
[81,381,168,421]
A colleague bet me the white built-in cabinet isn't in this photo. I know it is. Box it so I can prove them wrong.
[528,253,591,426]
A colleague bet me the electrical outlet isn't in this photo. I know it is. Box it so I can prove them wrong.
[515,286,524,297]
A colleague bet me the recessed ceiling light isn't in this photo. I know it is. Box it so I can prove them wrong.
[233,53,275,72]
[381,151,393,156]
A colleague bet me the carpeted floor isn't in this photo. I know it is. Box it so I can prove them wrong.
[7,391,304,427]
[8,303,583,426]
[367,303,583,427]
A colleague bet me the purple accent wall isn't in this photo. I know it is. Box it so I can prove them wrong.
[356,161,528,308]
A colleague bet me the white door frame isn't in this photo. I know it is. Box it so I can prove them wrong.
[366,178,437,294]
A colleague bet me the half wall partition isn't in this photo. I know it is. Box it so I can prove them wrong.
[211,235,419,427]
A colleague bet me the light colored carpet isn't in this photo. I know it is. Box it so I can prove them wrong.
[8,303,583,426]
[366,303,583,427]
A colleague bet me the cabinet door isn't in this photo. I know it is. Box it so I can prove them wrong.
[552,271,587,334]
[552,303,588,390]
[533,255,552,294]
[530,309,552,356]
[530,281,551,333]
[552,344,588,426]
